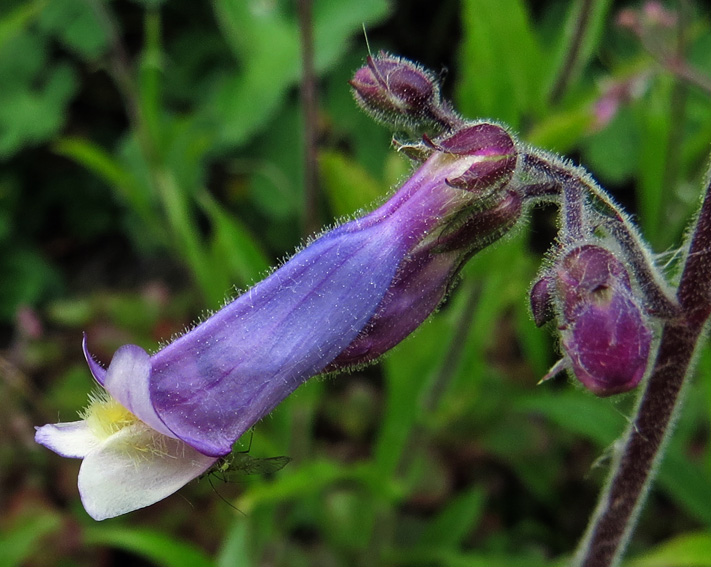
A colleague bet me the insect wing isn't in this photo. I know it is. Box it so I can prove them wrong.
[223,454,292,479]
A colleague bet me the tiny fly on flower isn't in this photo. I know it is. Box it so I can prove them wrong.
[199,431,292,513]
[208,453,292,481]
[201,430,291,483]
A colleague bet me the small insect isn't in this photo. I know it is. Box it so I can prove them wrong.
[208,452,292,481]
[203,428,292,480]
[200,431,292,513]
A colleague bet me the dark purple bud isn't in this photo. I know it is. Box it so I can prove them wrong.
[350,52,456,133]
[530,274,555,327]
[553,245,652,396]
[425,123,515,157]
[422,123,517,195]
[556,245,631,321]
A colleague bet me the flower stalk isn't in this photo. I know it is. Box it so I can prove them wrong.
[572,169,711,567]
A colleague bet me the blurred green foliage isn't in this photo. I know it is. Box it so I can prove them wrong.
[2,1,711,566]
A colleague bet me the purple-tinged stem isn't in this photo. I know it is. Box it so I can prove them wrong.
[521,151,680,317]
[561,174,586,243]
[572,171,711,567]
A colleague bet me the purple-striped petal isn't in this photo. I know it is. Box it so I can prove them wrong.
[103,344,174,438]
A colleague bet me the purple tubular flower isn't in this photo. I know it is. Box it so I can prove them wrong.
[551,245,653,396]
[35,122,520,519]
[147,123,517,458]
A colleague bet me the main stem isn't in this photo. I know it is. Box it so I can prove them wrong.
[572,172,711,567]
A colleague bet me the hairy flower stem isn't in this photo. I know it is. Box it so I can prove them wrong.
[572,172,711,567]
[521,152,679,317]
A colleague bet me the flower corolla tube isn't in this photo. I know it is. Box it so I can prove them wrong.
[36,121,523,520]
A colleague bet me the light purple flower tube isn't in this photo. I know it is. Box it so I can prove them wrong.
[144,123,518,457]
[35,122,520,519]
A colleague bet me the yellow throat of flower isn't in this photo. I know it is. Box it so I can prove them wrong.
[81,389,139,440]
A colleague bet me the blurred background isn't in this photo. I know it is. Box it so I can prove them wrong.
[2,0,711,565]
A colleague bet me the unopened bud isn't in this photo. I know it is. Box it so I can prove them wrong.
[552,245,652,396]
[350,52,457,134]
[529,275,554,327]
[426,123,517,194]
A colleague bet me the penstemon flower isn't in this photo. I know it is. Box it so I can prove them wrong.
[36,120,522,520]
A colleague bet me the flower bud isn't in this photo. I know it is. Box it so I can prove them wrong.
[529,275,554,327]
[350,52,456,134]
[426,123,517,195]
[552,245,652,396]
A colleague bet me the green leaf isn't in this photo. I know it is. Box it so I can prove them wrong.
[527,105,595,154]
[244,101,304,223]
[199,191,270,288]
[375,311,451,477]
[312,0,390,71]
[53,137,142,207]
[0,0,45,53]
[0,62,76,156]
[634,78,673,244]
[457,0,544,126]
[84,526,214,567]
[37,0,108,59]
[209,0,389,148]
[237,459,367,513]
[0,512,61,567]
[656,444,711,526]
[624,532,711,567]
[544,0,614,103]
[0,247,63,320]
[393,548,549,567]
[442,236,537,412]
[582,107,639,184]
[417,487,486,549]
[209,0,301,148]
[215,520,253,567]
[319,150,385,218]
[514,390,627,446]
